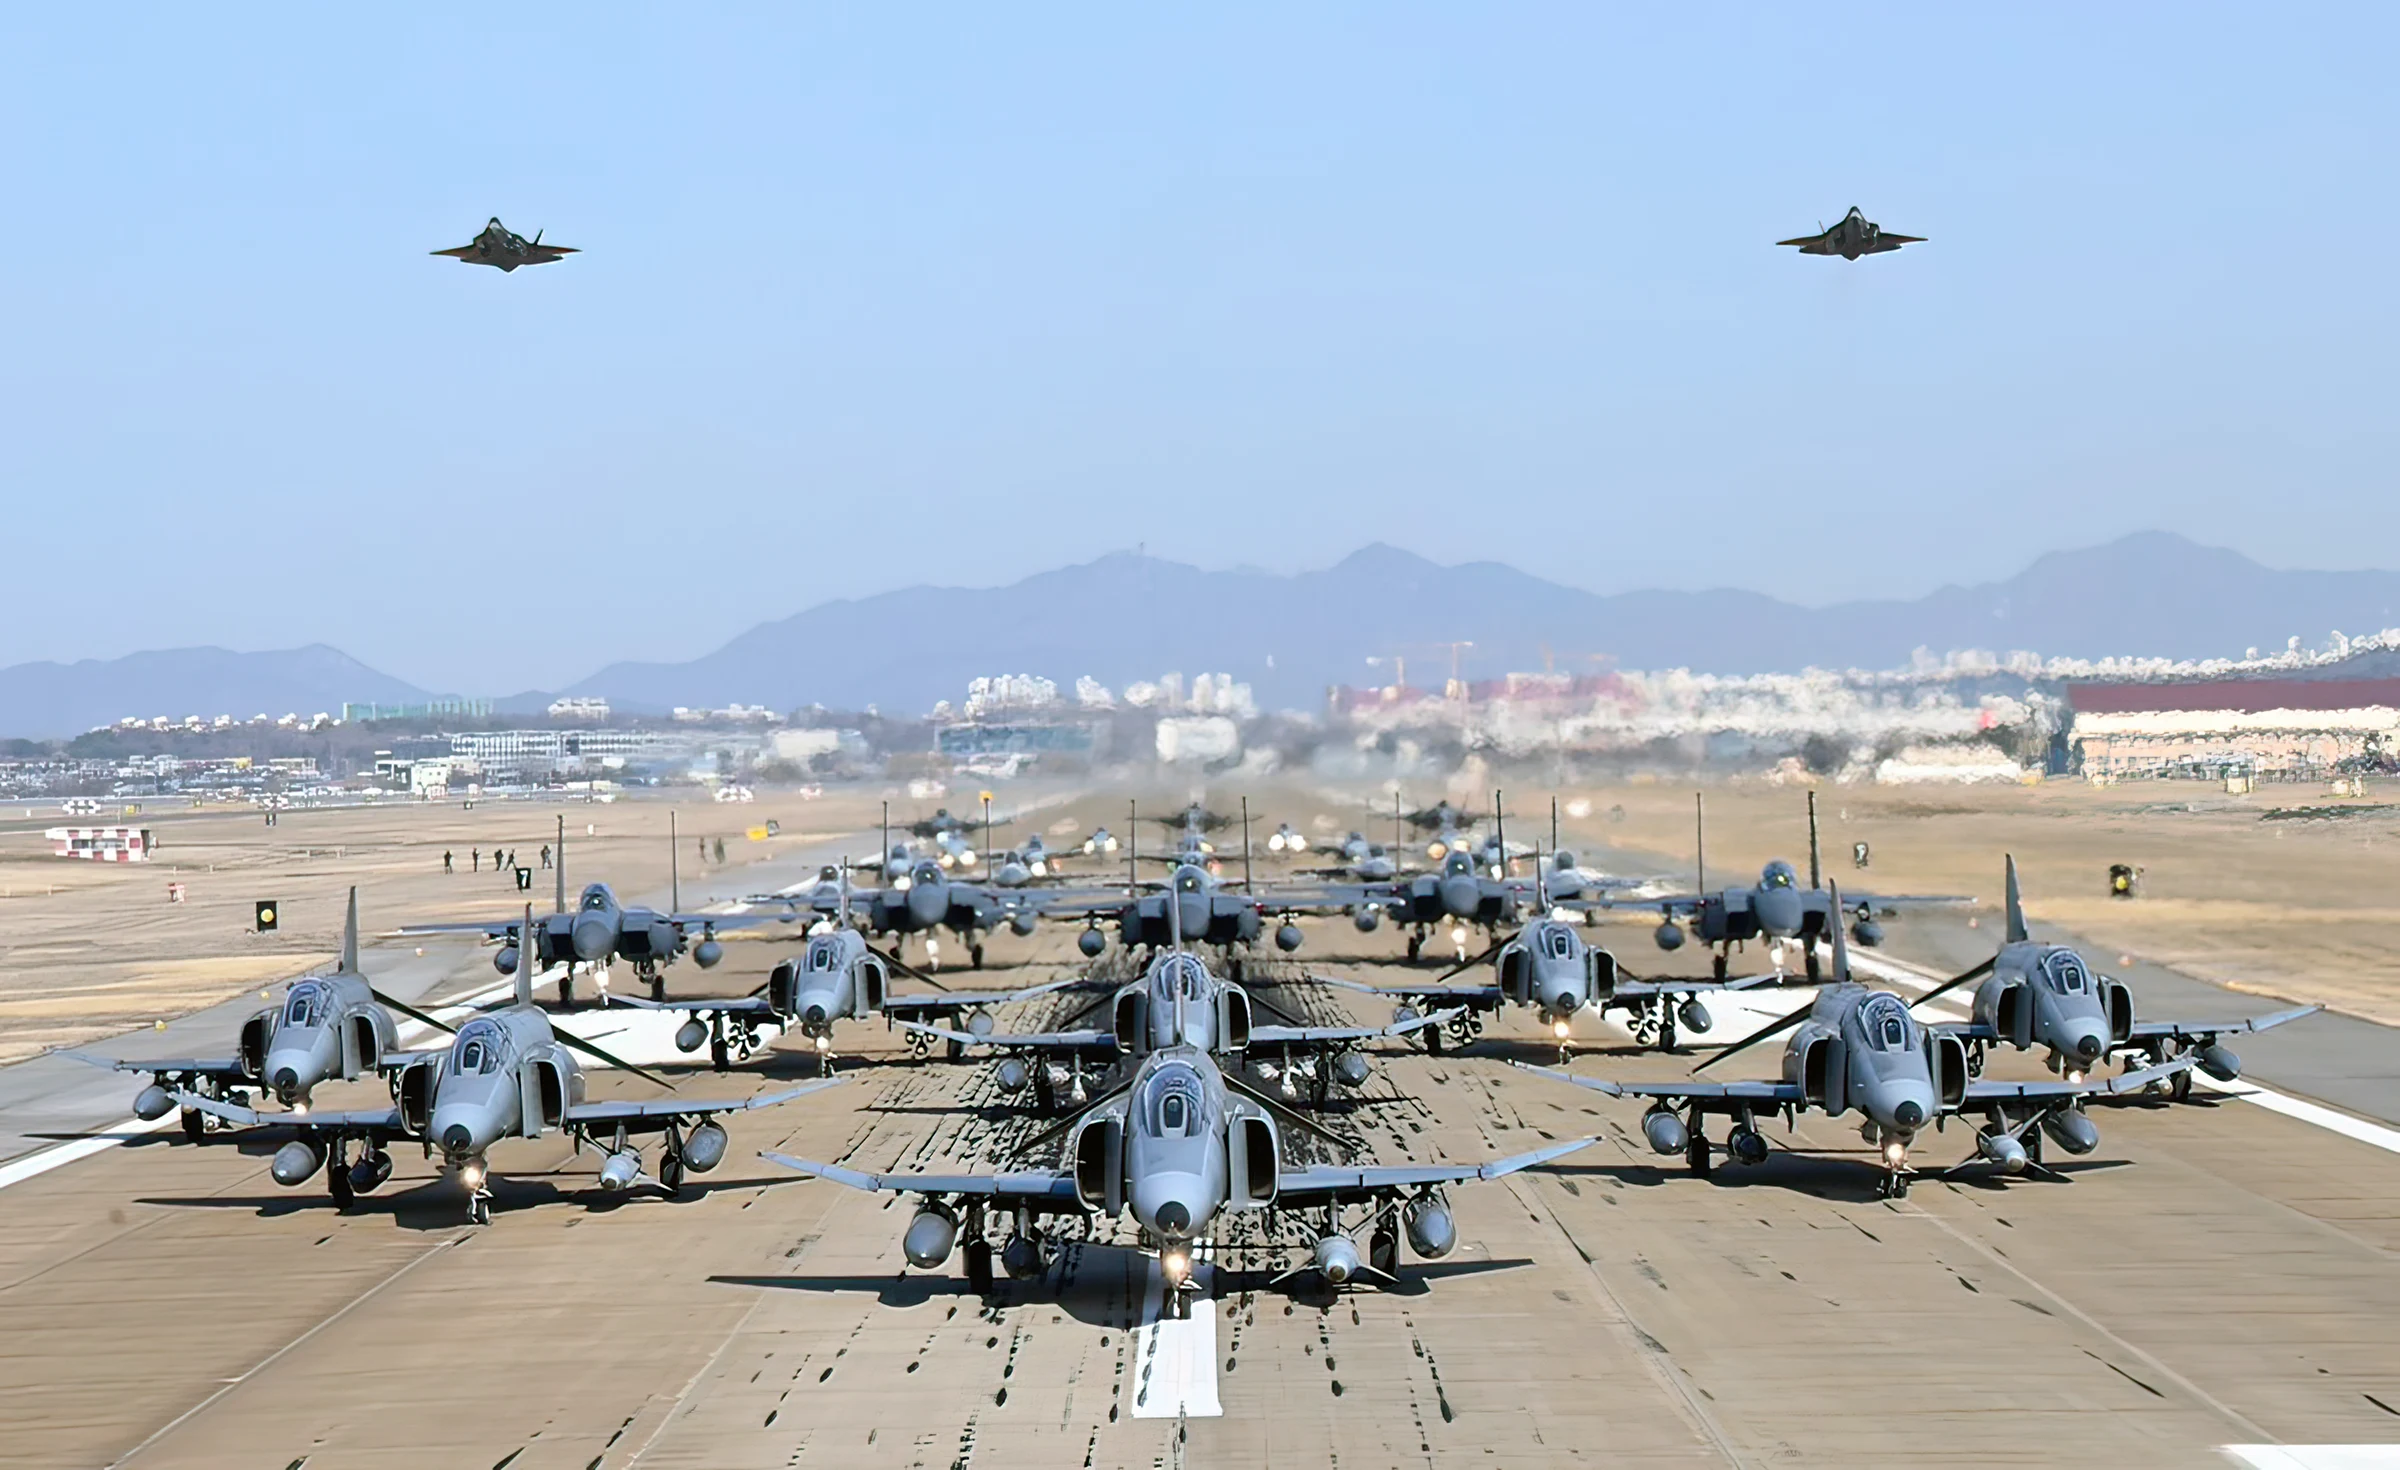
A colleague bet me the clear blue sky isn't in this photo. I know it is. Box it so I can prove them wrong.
[5,6,2394,694]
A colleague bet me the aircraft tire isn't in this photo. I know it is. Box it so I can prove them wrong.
[947,1038,966,1063]
[1686,1133,1712,1178]
[711,1032,731,1071]
[971,944,985,970]
[661,1150,686,1195]
[966,1238,994,1293]
[559,974,574,1008]
[1422,1022,1443,1056]
[2171,1068,2193,1103]
[468,1193,491,1226]
[328,1157,355,1208]
[1658,1011,1678,1052]
[1370,1224,1400,1277]
[181,1108,205,1144]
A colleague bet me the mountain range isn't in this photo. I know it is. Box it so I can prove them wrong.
[11,533,2400,738]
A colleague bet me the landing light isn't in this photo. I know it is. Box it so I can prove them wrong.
[1553,1019,1571,1040]
[1161,1249,1190,1284]
[290,1100,309,1118]
[2065,1069,2084,1085]
[460,1162,485,1190]
[1883,1141,1907,1167]
[815,1034,833,1052]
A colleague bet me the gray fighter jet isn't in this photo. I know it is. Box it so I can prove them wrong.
[179,906,839,1222]
[70,888,444,1138]
[1514,894,2195,1198]
[1326,899,1772,1057]
[764,1037,1592,1311]
[402,814,760,1002]
[1637,792,1968,979]
[1914,857,2318,1100]
[430,216,579,271]
[902,946,1452,1113]
[613,889,1073,1071]
[1777,206,1923,260]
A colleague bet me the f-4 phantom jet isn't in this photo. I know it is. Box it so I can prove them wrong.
[1777,206,1923,260]
[430,217,579,271]
[180,907,839,1222]
[1515,890,2196,1199]
[70,888,445,1138]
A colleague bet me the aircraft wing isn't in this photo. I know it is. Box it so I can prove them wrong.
[64,1051,248,1079]
[1507,1063,1805,1103]
[1611,973,1786,999]
[1317,974,1503,1006]
[896,1020,1116,1052]
[563,1078,841,1125]
[1838,891,1973,911]
[1960,1057,2194,1103]
[1248,1007,1464,1046]
[2124,1004,2319,1042]
[429,245,480,258]
[609,993,781,1018]
[396,920,519,938]
[760,1150,1081,1202]
[667,911,777,932]
[172,1091,405,1133]
[1275,1136,1596,1197]
[881,976,1083,1014]
[1866,235,1924,250]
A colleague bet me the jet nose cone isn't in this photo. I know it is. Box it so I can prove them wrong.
[907,887,946,923]
[1753,888,1804,937]
[441,1124,472,1154]
[1437,877,1479,915]
[1893,1100,1926,1130]
[570,915,614,961]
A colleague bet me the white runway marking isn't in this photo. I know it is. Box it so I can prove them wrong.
[1129,1249,1221,1419]
[2224,1448,2400,1469]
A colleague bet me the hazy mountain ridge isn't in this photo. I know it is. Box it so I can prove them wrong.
[10,533,2400,737]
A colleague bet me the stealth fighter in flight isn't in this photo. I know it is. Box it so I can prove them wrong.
[1777,206,1923,260]
[430,217,579,271]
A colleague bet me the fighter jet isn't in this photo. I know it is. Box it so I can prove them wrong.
[764,1040,1593,1310]
[1514,895,2196,1199]
[430,217,579,272]
[903,946,1452,1113]
[1292,841,1402,884]
[1325,901,1772,1057]
[1636,793,1968,980]
[70,888,443,1139]
[990,835,1073,887]
[402,814,762,1002]
[1263,822,1310,854]
[613,888,1074,1071]
[1080,825,1122,856]
[1776,206,1923,260]
[178,907,839,1222]
[1913,857,2318,1101]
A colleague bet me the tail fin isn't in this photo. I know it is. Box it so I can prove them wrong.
[1694,791,1706,893]
[515,903,535,1009]
[2004,855,2028,944]
[340,887,360,973]
[555,814,566,915]
[1806,791,1822,890]
[1826,882,1852,983]
[670,810,682,914]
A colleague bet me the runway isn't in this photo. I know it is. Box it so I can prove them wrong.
[1,807,2398,1466]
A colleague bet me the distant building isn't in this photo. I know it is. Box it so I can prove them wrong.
[2070,678,2400,778]
[547,697,611,720]
[48,826,153,862]
[341,698,493,722]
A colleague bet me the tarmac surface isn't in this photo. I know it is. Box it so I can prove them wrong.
[2,798,2397,1468]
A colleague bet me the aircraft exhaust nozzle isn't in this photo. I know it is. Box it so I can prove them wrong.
[693,938,723,968]
[1977,1130,2028,1174]
[598,1149,643,1190]
[994,1058,1030,1093]
[1314,1234,1361,1285]
[1679,999,1712,1034]
[271,1138,327,1187]
[674,1020,709,1054]
[683,1121,729,1173]
[1078,928,1109,957]
[1653,921,1685,952]
[904,1206,959,1269]
[571,915,615,962]
[1275,923,1304,953]
[1002,1233,1043,1280]
[133,1084,175,1121]
[1352,906,1382,934]
[1642,1108,1689,1156]
[1335,1052,1370,1088]
[2198,1045,2240,1083]
[494,945,520,975]
[2039,1108,2101,1156]
[1404,1198,1457,1258]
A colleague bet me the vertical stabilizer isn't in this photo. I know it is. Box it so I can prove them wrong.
[515,903,535,1009]
[2004,855,2028,944]
[1694,792,1706,893]
[555,815,566,914]
[1807,791,1822,890]
[340,887,360,973]
[1826,882,1853,983]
